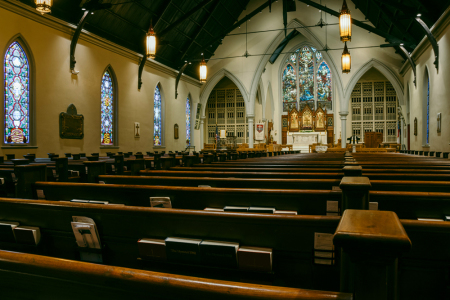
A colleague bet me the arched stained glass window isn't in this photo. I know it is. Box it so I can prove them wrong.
[282,45,332,112]
[101,71,114,145]
[4,42,30,144]
[282,64,297,112]
[317,61,332,103]
[153,85,162,146]
[298,47,314,104]
[186,96,191,145]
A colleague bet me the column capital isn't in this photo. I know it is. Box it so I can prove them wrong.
[339,111,349,117]
[247,115,255,121]
[200,116,206,120]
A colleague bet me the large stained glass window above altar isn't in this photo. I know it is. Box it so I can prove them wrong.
[283,45,332,112]
[4,42,30,144]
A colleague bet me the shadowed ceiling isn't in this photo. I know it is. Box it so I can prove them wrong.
[15,0,450,78]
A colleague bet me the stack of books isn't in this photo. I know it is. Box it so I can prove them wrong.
[138,236,273,272]
[0,221,41,245]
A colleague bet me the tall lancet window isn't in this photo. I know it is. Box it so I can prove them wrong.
[186,95,191,145]
[4,42,30,144]
[282,64,296,112]
[101,70,114,145]
[282,45,332,112]
[317,61,332,103]
[153,85,162,146]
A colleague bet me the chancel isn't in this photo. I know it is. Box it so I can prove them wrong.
[0,0,449,299]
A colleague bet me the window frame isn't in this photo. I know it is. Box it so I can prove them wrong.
[2,35,36,149]
[100,65,119,148]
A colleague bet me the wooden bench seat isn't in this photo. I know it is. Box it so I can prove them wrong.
[0,250,353,300]
[0,198,341,291]
[33,182,341,214]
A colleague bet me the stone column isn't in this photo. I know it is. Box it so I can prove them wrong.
[340,111,349,149]
[200,116,205,149]
[248,115,254,148]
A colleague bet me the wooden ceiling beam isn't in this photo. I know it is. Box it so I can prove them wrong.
[298,0,416,48]
[179,0,222,63]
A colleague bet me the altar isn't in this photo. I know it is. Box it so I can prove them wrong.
[287,132,327,153]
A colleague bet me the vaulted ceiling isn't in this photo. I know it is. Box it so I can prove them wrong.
[15,0,450,79]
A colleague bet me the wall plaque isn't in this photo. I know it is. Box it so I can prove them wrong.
[59,104,84,139]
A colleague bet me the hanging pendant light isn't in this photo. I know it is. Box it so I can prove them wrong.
[339,0,352,42]
[341,42,351,73]
[199,54,207,83]
[35,0,52,14]
[146,22,156,59]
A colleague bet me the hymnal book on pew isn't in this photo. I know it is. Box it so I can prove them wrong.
[417,218,444,222]
[36,189,45,199]
[71,216,101,249]
[0,178,4,185]
[200,240,239,268]
[138,238,166,261]
[198,185,211,188]
[150,197,172,208]
[332,186,341,191]
[326,201,339,216]
[204,208,224,212]
[13,226,41,245]
[165,237,202,263]
[274,210,297,215]
[0,221,19,243]
[237,247,272,272]
[369,202,378,211]
[223,206,249,212]
[445,216,450,222]
[71,199,89,203]
[89,200,109,205]
[248,207,275,214]
[314,232,334,265]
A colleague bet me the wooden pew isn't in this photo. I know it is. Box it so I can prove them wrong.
[0,199,448,298]
[99,175,450,192]
[33,182,341,214]
[0,250,352,300]
[0,198,341,291]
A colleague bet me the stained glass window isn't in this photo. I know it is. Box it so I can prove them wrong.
[426,76,430,145]
[317,62,332,102]
[101,71,114,145]
[153,85,162,146]
[4,42,30,144]
[186,96,191,145]
[282,64,296,104]
[282,45,332,112]
[298,47,314,102]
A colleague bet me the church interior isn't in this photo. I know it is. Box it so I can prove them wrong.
[0,0,449,299]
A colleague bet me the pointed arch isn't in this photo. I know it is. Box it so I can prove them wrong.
[3,33,36,146]
[153,82,165,147]
[100,65,118,146]
[252,18,344,117]
[199,68,249,117]
[344,59,404,111]
[186,93,192,146]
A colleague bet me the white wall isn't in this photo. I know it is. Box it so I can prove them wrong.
[200,0,404,146]
[0,4,202,158]
[402,12,450,152]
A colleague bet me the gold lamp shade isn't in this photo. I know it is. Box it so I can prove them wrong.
[339,0,352,42]
[146,27,156,59]
[35,0,52,14]
[341,42,351,73]
[199,57,207,83]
